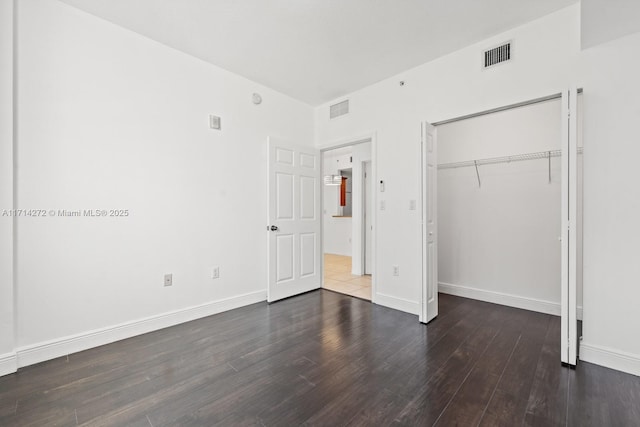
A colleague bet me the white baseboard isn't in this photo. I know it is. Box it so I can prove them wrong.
[374,292,419,316]
[15,290,266,369]
[580,341,640,377]
[439,282,583,320]
[0,352,17,377]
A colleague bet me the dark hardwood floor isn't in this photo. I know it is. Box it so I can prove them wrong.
[1,290,639,426]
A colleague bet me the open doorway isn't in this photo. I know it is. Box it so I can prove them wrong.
[321,141,373,301]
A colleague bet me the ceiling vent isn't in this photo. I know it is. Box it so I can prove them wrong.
[484,42,511,68]
[330,100,349,119]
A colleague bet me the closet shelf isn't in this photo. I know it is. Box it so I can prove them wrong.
[438,147,583,170]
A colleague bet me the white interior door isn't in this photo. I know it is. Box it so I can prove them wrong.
[420,122,438,323]
[267,138,322,303]
[364,161,373,275]
[561,88,578,366]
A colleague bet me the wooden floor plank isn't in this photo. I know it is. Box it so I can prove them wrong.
[432,328,521,426]
[479,313,551,426]
[523,315,571,427]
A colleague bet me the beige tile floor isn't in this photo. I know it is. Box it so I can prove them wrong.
[323,254,372,300]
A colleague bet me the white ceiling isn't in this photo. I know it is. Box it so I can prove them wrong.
[58,0,578,106]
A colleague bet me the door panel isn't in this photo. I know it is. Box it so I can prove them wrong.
[276,148,294,165]
[300,233,316,277]
[276,234,294,283]
[268,138,321,302]
[276,173,294,219]
[300,176,316,219]
[421,123,438,323]
[561,88,579,366]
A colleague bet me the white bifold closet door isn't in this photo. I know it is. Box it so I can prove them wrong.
[420,122,438,324]
[561,88,579,367]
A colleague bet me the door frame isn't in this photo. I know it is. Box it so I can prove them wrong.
[318,133,378,303]
[363,160,373,275]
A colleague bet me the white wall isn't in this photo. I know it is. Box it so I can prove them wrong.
[323,147,352,256]
[579,31,640,375]
[0,0,16,374]
[582,0,640,48]
[315,5,580,315]
[437,99,566,312]
[322,216,352,257]
[13,0,313,365]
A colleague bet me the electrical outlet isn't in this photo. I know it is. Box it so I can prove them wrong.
[409,199,416,210]
[212,267,220,279]
[164,274,172,287]
[392,265,400,276]
[380,200,386,211]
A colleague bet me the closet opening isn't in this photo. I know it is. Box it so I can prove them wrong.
[421,91,583,365]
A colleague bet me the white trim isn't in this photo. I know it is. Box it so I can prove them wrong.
[15,291,266,369]
[374,292,419,315]
[316,133,373,151]
[439,282,583,319]
[580,341,640,377]
[0,352,17,377]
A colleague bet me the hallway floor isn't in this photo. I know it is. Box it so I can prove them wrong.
[322,254,371,300]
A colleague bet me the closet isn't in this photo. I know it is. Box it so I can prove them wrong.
[431,95,583,363]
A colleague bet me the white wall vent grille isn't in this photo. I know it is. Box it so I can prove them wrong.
[484,42,511,68]
[330,100,349,119]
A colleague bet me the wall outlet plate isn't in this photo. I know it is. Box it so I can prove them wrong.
[209,115,221,130]
[164,274,173,287]
[212,267,220,279]
[392,265,399,276]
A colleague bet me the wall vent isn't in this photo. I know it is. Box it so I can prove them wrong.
[484,42,511,68]
[330,100,349,119]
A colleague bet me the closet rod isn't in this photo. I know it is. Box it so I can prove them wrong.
[438,147,583,170]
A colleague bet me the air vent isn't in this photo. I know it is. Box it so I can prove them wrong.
[330,100,349,119]
[484,42,511,68]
